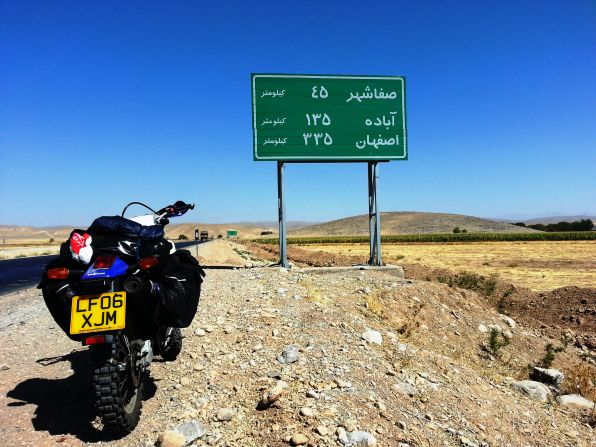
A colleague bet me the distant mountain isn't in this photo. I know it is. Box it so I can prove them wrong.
[0,222,275,242]
[289,212,540,236]
[223,221,319,230]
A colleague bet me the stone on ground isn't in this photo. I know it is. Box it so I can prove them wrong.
[499,314,517,328]
[361,329,383,345]
[215,408,236,422]
[278,344,300,363]
[172,420,206,444]
[530,367,564,387]
[347,430,377,446]
[511,380,551,402]
[290,432,309,445]
[556,394,595,410]
[157,431,187,447]
[258,380,288,409]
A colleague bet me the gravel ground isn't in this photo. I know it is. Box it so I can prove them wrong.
[0,264,594,446]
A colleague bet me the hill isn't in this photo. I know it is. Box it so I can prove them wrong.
[0,222,274,243]
[0,225,73,243]
[289,211,540,236]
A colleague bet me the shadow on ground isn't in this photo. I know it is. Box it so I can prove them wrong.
[6,349,156,443]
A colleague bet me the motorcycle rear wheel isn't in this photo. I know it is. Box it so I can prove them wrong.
[93,333,143,433]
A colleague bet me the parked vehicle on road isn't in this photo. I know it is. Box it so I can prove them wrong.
[39,200,204,434]
[200,230,209,242]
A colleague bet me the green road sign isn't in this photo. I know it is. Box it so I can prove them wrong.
[251,74,407,161]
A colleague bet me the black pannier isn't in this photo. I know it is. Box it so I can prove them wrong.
[156,249,205,328]
[40,258,82,341]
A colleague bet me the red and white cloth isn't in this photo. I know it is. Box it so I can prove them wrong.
[70,232,93,264]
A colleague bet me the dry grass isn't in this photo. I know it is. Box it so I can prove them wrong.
[563,362,596,402]
[363,293,385,316]
[360,290,426,339]
[299,278,332,305]
[0,244,61,260]
[298,241,596,291]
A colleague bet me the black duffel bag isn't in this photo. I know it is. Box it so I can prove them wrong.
[157,249,205,328]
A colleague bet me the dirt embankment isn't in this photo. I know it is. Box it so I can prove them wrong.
[243,242,369,267]
[244,242,596,378]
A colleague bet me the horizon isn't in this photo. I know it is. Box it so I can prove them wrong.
[1,1,595,226]
[2,210,596,229]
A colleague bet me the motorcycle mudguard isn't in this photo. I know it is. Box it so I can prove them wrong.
[81,256,128,280]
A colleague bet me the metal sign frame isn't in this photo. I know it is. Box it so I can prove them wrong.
[251,73,407,268]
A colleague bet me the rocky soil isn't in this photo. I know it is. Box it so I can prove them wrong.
[246,242,596,381]
[0,246,594,447]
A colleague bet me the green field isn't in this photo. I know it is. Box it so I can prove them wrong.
[255,231,596,244]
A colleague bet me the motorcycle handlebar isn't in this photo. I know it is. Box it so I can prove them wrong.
[157,201,195,219]
[121,200,195,225]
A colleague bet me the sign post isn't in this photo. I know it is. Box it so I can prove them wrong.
[368,162,382,266]
[194,228,199,258]
[277,161,288,267]
[251,74,407,267]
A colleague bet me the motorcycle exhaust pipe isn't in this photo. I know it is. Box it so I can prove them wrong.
[124,276,147,295]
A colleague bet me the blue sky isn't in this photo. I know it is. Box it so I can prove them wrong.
[1,0,595,226]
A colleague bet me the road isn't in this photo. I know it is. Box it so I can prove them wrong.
[0,240,202,295]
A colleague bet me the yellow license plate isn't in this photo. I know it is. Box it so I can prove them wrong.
[70,292,126,335]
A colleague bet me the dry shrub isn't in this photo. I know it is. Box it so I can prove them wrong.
[364,293,386,318]
[360,291,425,339]
[299,278,331,305]
[437,271,498,297]
[539,343,565,368]
[487,329,510,357]
[391,350,416,370]
[396,302,426,338]
[563,362,596,401]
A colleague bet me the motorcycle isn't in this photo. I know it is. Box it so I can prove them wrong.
[39,200,203,433]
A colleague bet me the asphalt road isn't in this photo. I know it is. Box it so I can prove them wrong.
[0,240,203,295]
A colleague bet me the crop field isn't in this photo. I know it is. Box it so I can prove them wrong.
[258,231,596,244]
[297,240,596,291]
